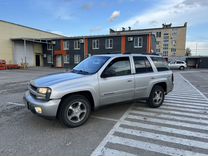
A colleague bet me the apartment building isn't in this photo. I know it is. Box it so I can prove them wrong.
[110,23,187,58]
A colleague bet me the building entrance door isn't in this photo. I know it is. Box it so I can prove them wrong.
[56,55,62,67]
[35,54,40,66]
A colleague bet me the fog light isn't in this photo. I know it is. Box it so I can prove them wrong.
[35,107,42,114]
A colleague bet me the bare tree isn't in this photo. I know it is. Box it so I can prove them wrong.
[185,48,191,56]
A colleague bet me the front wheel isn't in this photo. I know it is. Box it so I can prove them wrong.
[58,95,91,128]
[147,85,165,108]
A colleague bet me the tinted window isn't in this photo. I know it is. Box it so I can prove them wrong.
[176,61,184,64]
[102,57,131,77]
[133,56,153,74]
[151,57,169,71]
[73,56,110,74]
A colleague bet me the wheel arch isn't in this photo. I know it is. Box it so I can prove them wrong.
[56,91,95,118]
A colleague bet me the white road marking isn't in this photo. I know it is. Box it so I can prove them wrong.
[180,74,208,101]
[7,102,25,106]
[164,102,208,110]
[91,115,118,122]
[100,148,137,156]
[121,120,208,140]
[127,114,208,131]
[116,127,208,150]
[133,107,208,119]
[129,110,208,125]
[109,136,208,156]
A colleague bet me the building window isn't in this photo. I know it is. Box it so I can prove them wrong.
[92,39,99,49]
[156,49,160,53]
[47,54,52,63]
[163,33,169,36]
[134,37,143,48]
[156,32,161,38]
[163,51,168,56]
[74,54,81,64]
[64,41,69,50]
[74,40,80,50]
[47,44,53,50]
[63,54,70,63]
[105,38,113,49]
[156,41,160,45]
[163,44,169,50]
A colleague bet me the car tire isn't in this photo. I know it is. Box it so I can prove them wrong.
[147,85,165,108]
[58,95,91,128]
[179,66,185,70]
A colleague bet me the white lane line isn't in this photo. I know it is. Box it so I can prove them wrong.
[100,148,137,156]
[164,98,208,104]
[166,95,206,100]
[180,74,208,101]
[127,114,208,131]
[163,100,208,106]
[122,120,208,140]
[164,103,208,110]
[133,107,208,119]
[109,135,207,156]
[91,105,134,156]
[116,127,208,150]
[161,105,208,113]
[91,115,119,122]
[129,110,208,125]
[7,102,25,106]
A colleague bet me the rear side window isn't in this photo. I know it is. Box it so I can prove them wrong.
[133,56,153,74]
[102,57,131,77]
[150,57,169,71]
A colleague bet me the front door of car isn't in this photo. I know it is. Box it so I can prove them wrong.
[99,57,134,105]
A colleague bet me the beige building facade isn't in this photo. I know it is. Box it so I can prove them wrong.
[0,20,63,65]
[110,23,187,58]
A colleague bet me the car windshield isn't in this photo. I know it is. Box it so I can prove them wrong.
[72,56,110,75]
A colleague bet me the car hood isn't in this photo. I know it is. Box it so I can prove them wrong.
[31,72,86,87]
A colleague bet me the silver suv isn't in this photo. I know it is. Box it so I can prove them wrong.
[24,54,174,127]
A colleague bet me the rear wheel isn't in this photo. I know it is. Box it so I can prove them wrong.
[147,85,164,108]
[179,66,185,70]
[58,95,91,128]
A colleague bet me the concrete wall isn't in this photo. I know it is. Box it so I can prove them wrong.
[0,20,62,64]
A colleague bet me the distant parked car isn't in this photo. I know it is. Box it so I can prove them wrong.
[168,60,187,70]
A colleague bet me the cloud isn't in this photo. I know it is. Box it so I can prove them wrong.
[116,0,208,28]
[109,10,120,22]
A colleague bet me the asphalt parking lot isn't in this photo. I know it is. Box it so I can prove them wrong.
[0,68,208,156]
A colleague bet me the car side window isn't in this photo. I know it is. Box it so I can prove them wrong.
[133,56,153,74]
[101,57,131,77]
[150,57,169,71]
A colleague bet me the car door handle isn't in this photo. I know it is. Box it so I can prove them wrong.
[151,77,155,79]
[127,80,133,82]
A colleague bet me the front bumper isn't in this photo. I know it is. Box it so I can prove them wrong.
[23,91,61,117]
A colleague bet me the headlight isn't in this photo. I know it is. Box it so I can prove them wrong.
[37,88,50,94]
[36,87,51,100]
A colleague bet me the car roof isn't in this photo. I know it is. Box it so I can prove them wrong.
[93,53,161,58]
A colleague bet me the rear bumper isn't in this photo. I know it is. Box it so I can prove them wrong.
[23,91,61,117]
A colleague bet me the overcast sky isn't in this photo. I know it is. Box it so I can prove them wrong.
[1,0,208,55]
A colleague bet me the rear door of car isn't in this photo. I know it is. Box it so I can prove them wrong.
[98,56,135,105]
[133,56,155,99]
